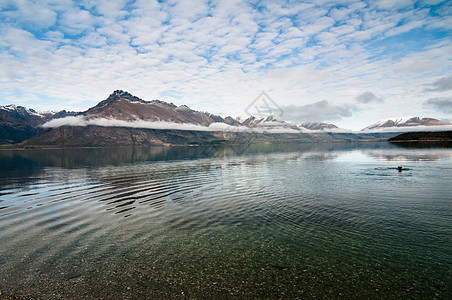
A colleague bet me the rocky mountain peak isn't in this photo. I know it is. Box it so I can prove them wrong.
[106,90,144,103]
[90,90,146,111]
[112,90,129,96]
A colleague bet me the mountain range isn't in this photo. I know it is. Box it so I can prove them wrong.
[1,90,451,147]
[363,117,450,131]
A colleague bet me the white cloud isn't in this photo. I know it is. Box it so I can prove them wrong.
[1,0,58,29]
[300,16,335,36]
[384,20,425,37]
[79,32,107,47]
[393,50,449,73]
[42,116,234,131]
[58,8,96,34]
[82,0,129,22]
[373,0,414,10]
[427,16,452,30]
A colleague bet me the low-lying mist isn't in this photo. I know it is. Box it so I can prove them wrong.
[41,116,301,133]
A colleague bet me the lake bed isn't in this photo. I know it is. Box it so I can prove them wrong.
[0,143,451,299]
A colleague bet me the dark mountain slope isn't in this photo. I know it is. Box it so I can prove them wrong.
[389,131,452,142]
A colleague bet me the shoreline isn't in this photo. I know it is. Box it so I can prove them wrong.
[389,139,452,142]
[0,139,392,151]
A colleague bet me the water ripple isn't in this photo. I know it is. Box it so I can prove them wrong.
[0,145,451,299]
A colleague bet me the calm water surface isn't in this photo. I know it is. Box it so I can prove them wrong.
[0,143,451,299]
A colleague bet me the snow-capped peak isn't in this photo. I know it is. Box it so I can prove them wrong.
[362,117,451,132]
[1,104,41,116]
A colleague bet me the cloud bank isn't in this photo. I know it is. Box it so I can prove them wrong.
[43,116,233,131]
[42,116,300,134]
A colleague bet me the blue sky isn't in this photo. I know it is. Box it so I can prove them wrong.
[0,0,451,130]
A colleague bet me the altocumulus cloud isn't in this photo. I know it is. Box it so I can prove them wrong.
[424,97,452,113]
[0,0,452,130]
[281,100,357,123]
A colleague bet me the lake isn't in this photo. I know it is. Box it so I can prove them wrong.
[0,142,451,299]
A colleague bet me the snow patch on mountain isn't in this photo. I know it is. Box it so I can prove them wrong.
[1,104,42,117]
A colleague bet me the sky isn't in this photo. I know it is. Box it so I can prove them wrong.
[0,0,451,130]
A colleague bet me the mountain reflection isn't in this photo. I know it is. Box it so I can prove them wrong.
[0,143,352,171]
[1,142,451,190]
[362,148,452,162]
[1,142,451,300]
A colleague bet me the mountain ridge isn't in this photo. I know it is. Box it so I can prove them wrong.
[1,90,451,146]
[363,117,450,131]
[84,90,228,126]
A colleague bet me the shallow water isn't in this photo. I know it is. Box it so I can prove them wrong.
[0,143,451,299]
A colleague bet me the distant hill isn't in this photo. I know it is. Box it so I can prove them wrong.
[388,131,452,142]
[21,126,400,148]
[363,117,451,132]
